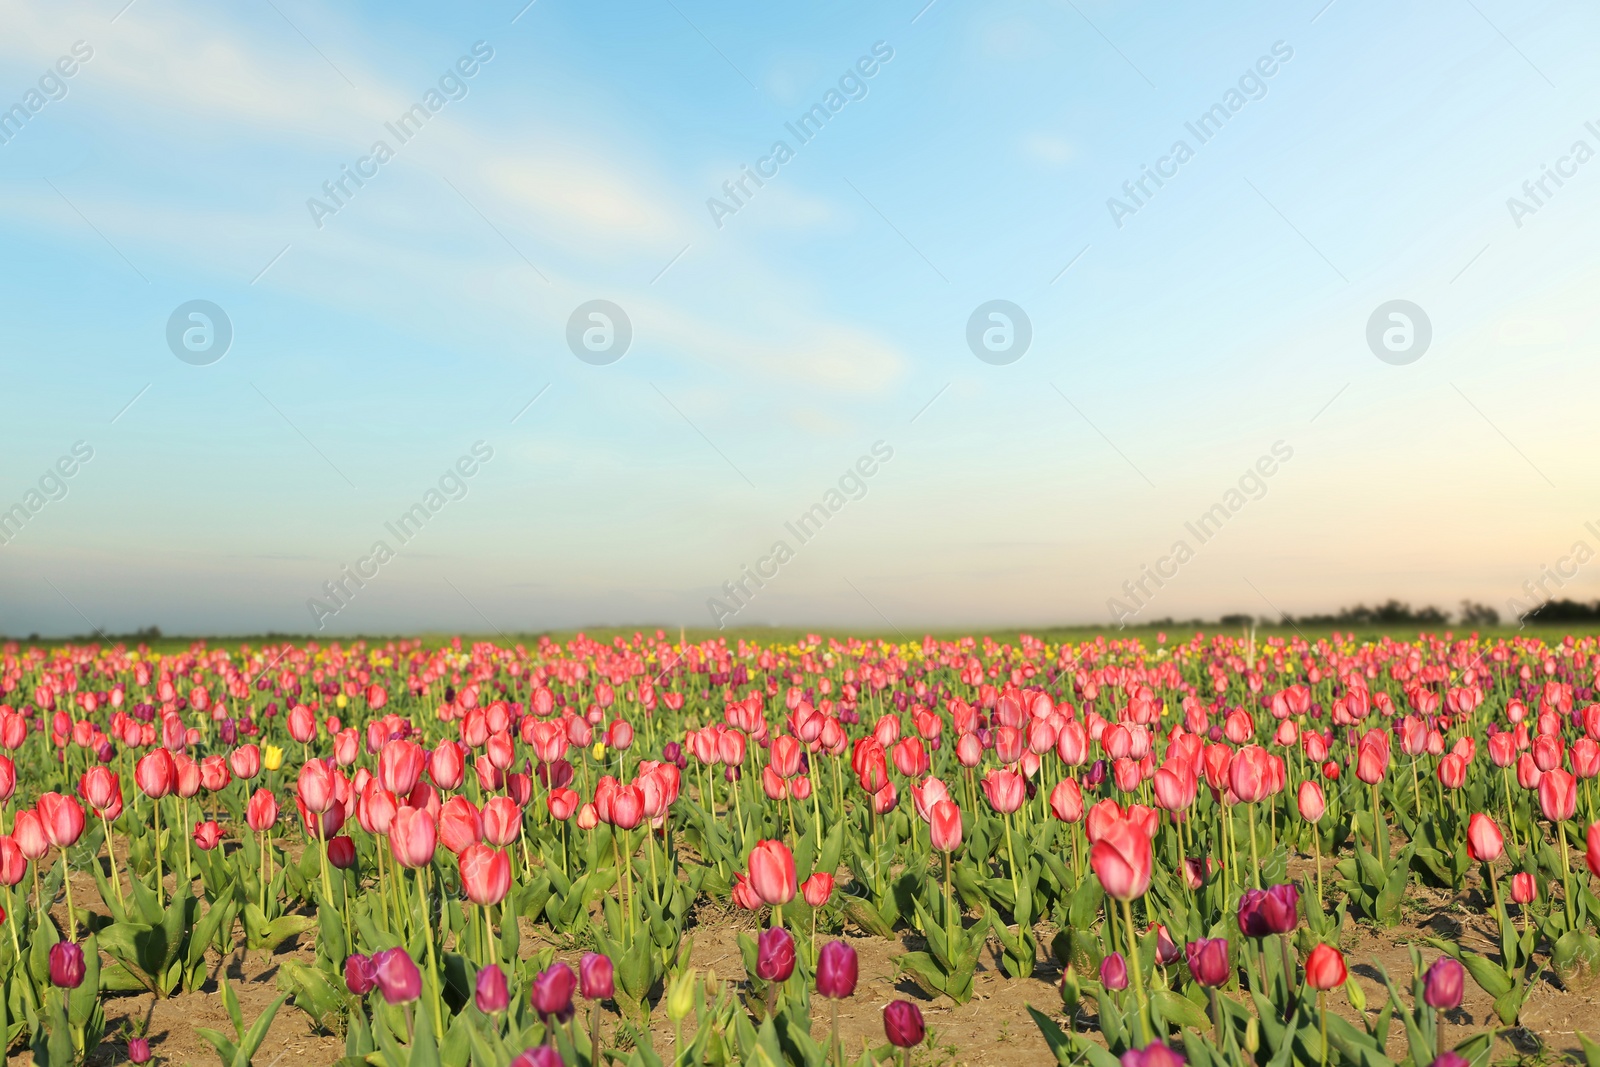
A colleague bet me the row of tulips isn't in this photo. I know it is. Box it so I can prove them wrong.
[2,629,1600,1066]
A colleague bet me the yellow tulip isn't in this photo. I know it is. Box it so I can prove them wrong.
[335,693,348,709]
[592,742,606,760]
[263,745,284,771]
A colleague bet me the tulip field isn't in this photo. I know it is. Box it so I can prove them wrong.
[6,629,1600,1066]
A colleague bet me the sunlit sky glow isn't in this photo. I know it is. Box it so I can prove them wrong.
[2,0,1599,636]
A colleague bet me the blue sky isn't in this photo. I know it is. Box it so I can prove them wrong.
[3,0,1599,636]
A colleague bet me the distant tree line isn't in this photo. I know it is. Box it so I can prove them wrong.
[1146,598,1600,630]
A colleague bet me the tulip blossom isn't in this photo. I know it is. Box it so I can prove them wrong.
[1304,944,1347,989]
[1090,816,1153,901]
[1423,955,1464,1010]
[882,1000,925,1049]
[756,926,797,982]
[815,940,858,998]
[1466,813,1504,863]
[458,844,512,906]
[748,839,796,906]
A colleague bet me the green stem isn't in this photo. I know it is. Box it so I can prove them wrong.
[1120,898,1151,1044]
[416,868,444,1035]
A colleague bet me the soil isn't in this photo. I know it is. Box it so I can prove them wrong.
[15,856,1599,1067]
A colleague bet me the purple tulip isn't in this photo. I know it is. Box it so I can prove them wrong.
[882,1000,925,1048]
[372,947,422,1005]
[815,940,858,999]
[476,964,510,1013]
[531,962,576,1022]
[509,1047,566,1067]
[756,926,796,983]
[1122,1041,1186,1067]
[344,953,377,995]
[1237,884,1299,937]
[1423,956,1464,1010]
[1100,952,1129,991]
[1185,938,1230,988]
[49,942,85,989]
[127,1038,151,1064]
[580,952,614,1000]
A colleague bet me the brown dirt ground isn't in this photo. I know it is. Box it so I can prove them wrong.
[14,853,1600,1067]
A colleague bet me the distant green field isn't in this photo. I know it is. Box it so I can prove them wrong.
[10,620,1599,655]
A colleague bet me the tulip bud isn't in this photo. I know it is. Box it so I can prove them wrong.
[49,942,85,988]
[580,952,614,1000]
[1422,956,1464,1010]
[345,953,377,995]
[757,926,796,983]
[127,1037,151,1064]
[1511,871,1537,905]
[372,947,422,1004]
[666,968,697,1022]
[508,1047,565,1067]
[1304,943,1347,990]
[531,962,577,1022]
[882,1000,925,1048]
[1100,952,1128,990]
[476,964,510,1014]
[1185,937,1230,987]
[815,940,858,999]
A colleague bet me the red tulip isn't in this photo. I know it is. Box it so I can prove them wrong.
[891,737,928,778]
[748,839,796,906]
[929,800,962,853]
[481,796,522,846]
[229,745,261,780]
[910,777,950,822]
[1587,822,1600,880]
[547,787,579,821]
[459,844,512,905]
[36,793,84,848]
[429,741,466,790]
[802,872,835,908]
[1090,816,1153,900]
[611,785,645,831]
[1539,768,1577,822]
[1437,753,1466,790]
[327,835,356,868]
[296,759,337,815]
[288,704,316,743]
[390,806,437,868]
[246,788,279,832]
[1152,764,1196,812]
[1573,739,1600,780]
[199,755,231,792]
[80,767,120,813]
[1304,943,1347,989]
[1049,778,1084,822]
[770,736,802,778]
[173,754,202,799]
[1355,731,1390,784]
[438,796,483,855]
[13,811,48,860]
[1511,871,1537,904]
[1297,780,1326,823]
[135,749,175,799]
[981,768,1025,815]
[1466,813,1503,863]
[0,837,24,885]
[193,821,223,850]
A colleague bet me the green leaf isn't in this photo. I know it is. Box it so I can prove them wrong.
[196,1026,240,1067]
[1576,1031,1600,1067]
[1153,988,1209,1030]
[235,990,290,1067]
